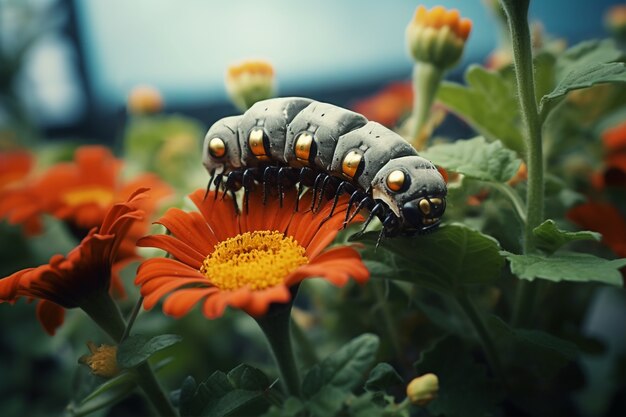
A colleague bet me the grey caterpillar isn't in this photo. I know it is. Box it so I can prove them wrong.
[202,97,446,238]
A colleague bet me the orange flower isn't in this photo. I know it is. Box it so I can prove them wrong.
[591,121,626,189]
[0,150,42,234]
[407,5,472,69]
[0,189,147,335]
[127,84,163,115]
[567,202,626,258]
[135,188,369,319]
[605,5,626,41]
[352,82,414,128]
[225,60,275,111]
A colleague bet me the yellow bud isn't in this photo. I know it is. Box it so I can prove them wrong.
[605,5,626,41]
[79,341,120,378]
[225,60,275,112]
[127,85,163,115]
[406,6,472,70]
[406,373,439,406]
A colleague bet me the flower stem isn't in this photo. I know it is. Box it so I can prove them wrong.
[255,302,302,398]
[121,295,144,342]
[455,290,505,382]
[499,0,544,327]
[411,62,443,150]
[81,294,178,417]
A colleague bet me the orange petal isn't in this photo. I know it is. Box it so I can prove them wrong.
[156,208,218,254]
[137,235,205,269]
[163,287,218,318]
[36,300,66,335]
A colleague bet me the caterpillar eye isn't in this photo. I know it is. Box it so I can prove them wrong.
[403,197,445,231]
[386,170,407,192]
[209,138,226,158]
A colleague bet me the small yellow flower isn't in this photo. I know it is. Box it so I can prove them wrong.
[127,85,163,115]
[406,373,439,406]
[79,341,120,378]
[225,60,275,111]
[406,5,472,69]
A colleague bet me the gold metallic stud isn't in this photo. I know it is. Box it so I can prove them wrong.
[430,198,442,206]
[208,137,226,158]
[419,199,431,215]
[295,132,313,162]
[249,128,267,157]
[386,170,406,192]
[341,151,363,179]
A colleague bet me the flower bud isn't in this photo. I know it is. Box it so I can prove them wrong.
[406,6,472,69]
[225,60,275,112]
[127,85,163,115]
[406,373,439,406]
[79,341,120,378]
[605,5,626,43]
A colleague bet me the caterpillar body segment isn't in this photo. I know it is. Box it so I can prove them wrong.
[202,97,447,237]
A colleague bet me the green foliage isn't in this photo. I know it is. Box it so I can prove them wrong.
[67,372,137,417]
[414,336,502,417]
[364,363,403,393]
[117,334,182,369]
[437,65,525,154]
[362,224,504,294]
[301,333,379,398]
[533,219,601,254]
[502,251,626,285]
[540,39,626,120]
[179,365,274,417]
[422,136,522,182]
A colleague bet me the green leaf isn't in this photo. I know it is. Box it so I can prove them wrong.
[261,397,305,417]
[502,251,626,286]
[533,219,601,254]
[437,65,525,154]
[487,316,579,379]
[307,385,347,417]
[414,336,502,417]
[540,62,626,120]
[364,363,403,393]
[421,136,522,183]
[180,366,274,417]
[67,372,137,417]
[361,224,504,294]
[117,334,182,369]
[556,39,624,79]
[302,334,380,398]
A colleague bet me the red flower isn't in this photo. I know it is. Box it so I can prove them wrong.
[0,189,148,335]
[568,202,626,259]
[352,82,414,128]
[135,188,369,319]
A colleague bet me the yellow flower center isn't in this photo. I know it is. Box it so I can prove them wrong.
[62,187,115,207]
[200,230,308,291]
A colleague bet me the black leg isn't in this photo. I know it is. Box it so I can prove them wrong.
[262,166,278,205]
[343,190,365,229]
[310,173,328,212]
[277,167,295,209]
[354,203,385,238]
[242,169,256,214]
[213,174,223,200]
[315,175,333,212]
[295,167,315,212]
[230,190,239,214]
[326,181,353,220]
[204,168,216,200]
[221,171,242,200]
[347,196,374,224]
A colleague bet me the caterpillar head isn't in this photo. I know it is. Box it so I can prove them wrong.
[202,115,243,175]
[372,156,447,235]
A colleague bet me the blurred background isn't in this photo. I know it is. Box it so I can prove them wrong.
[0,0,622,144]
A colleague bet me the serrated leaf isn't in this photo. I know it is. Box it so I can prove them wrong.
[117,334,182,369]
[533,219,601,254]
[364,363,403,393]
[180,367,273,417]
[502,251,626,286]
[421,136,522,183]
[67,372,137,417]
[540,62,626,120]
[302,334,380,398]
[361,224,504,294]
[414,336,502,417]
[437,65,525,154]
[487,316,579,379]
[556,39,624,79]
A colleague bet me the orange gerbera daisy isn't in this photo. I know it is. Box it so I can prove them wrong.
[0,189,148,335]
[135,188,369,319]
[0,150,43,235]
